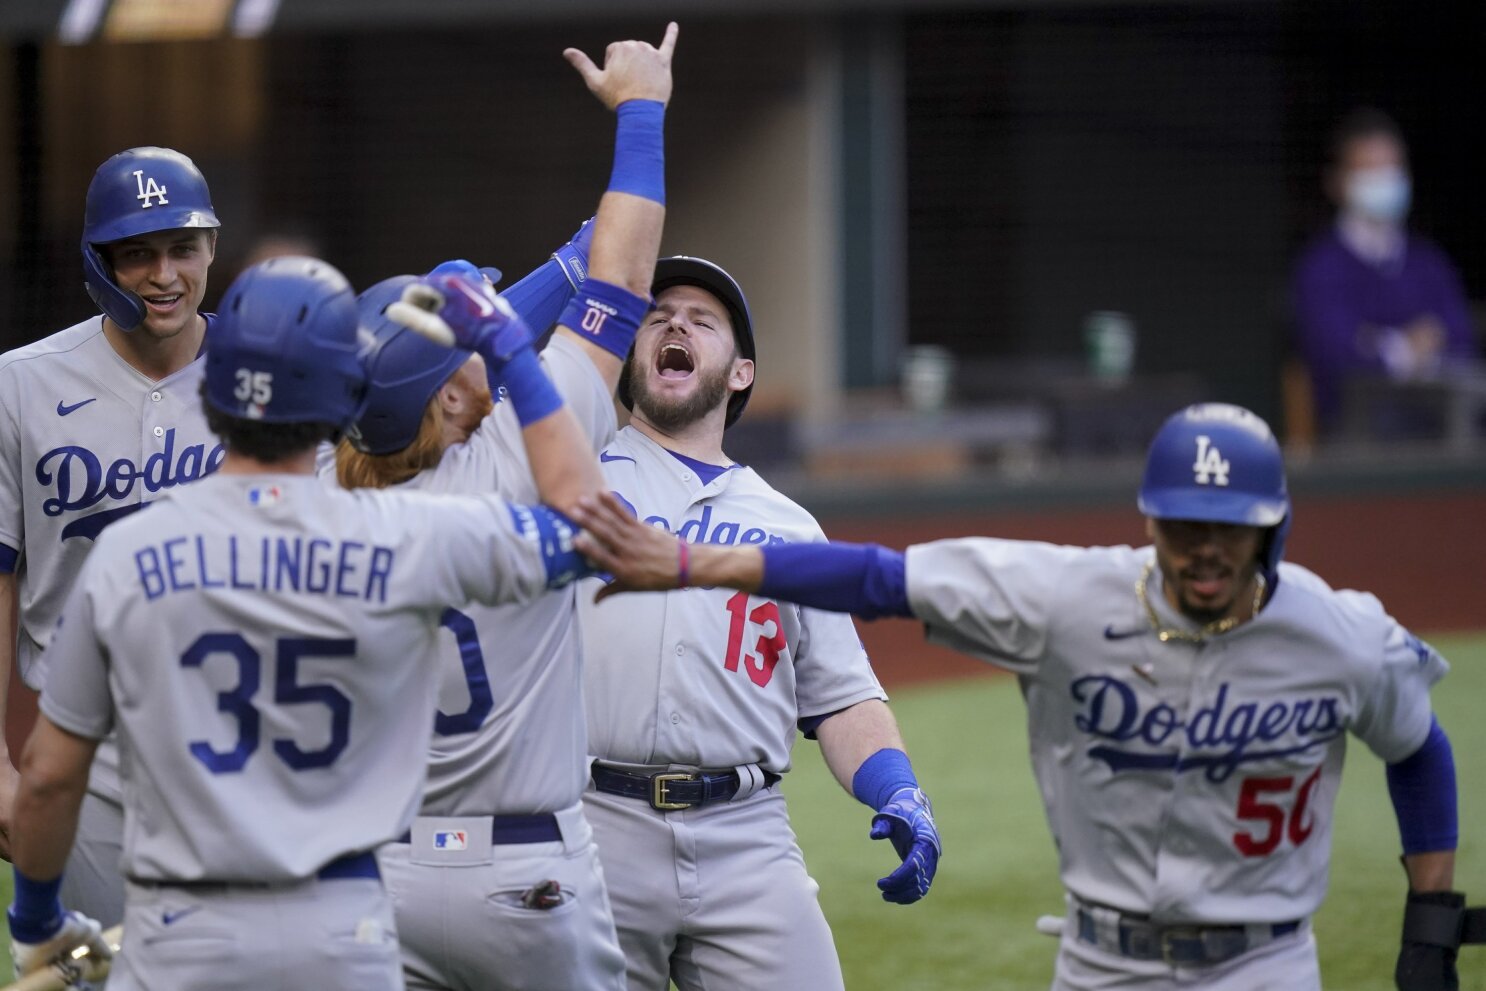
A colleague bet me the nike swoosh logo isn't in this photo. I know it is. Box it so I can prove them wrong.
[599,452,636,464]
[56,398,97,416]
[1103,625,1147,640]
[162,906,202,926]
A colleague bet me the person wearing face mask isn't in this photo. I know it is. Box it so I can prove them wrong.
[1291,108,1478,438]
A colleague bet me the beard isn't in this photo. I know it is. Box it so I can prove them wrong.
[471,388,495,424]
[627,360,733,432]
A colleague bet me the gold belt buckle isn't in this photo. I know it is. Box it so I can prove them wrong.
[650,772,695,811]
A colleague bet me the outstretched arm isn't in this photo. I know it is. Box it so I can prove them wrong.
[572,491,913,619]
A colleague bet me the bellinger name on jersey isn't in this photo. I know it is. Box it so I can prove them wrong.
[133,533,395,603]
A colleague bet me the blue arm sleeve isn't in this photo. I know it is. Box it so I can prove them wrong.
[0,543,16,573]
[1386,716,1458,855]
[500,258,576,338]
[756,542,911,621]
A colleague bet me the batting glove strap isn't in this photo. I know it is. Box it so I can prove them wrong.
[551,217,595,290]
[870,787,942,906]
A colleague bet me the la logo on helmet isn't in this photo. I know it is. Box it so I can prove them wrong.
[1192,435,1230,486]
[133,169,169,208]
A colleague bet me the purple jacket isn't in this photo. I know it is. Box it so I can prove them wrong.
[1292,228,1477,428]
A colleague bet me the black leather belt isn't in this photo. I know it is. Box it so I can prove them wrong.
[131,850,379,890]
[1076,904,1301,966]
[590,763,777,811]
[395,813,562,845]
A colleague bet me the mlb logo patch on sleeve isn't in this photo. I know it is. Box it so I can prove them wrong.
[433,830,469,851]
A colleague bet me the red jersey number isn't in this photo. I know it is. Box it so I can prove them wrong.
[1232,766,1323,857]
[723,591,786,688]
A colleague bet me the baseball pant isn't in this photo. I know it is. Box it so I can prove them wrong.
[110,875,400,991]
[379,802,625,991]
[60,791,126,926]
[584,783,846,991]
[1052,915,1320,990]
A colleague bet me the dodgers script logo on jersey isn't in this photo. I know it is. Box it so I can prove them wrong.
[36,428,226,541]
[1070,676,1343,782]
[609,491,788,547]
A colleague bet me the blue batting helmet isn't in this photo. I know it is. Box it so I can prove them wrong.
[620,256,757,428]
[1138,403,1291,576]
[344,275,470,455]
[203,256,365,429]
[82,147,220,331]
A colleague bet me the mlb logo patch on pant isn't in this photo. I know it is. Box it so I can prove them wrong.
[434,830,468,851]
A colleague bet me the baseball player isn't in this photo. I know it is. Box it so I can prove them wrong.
[5,253,609,989]
[574,256,942,991]
[575,401,1475,991]
[330,25,677,991]
[0,147,224,934]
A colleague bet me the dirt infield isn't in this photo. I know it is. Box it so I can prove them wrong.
[819,489,1486,689]
[5,490,1481,757]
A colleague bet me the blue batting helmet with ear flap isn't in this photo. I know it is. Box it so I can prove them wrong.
[1138,403,1291,579]
[203,256,365,429]
[82,146,220,331]
[344,275,469,456]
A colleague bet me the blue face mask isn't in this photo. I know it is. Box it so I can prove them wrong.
[1345,167,1412,224]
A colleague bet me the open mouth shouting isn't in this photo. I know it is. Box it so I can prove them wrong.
[656,341,695,381]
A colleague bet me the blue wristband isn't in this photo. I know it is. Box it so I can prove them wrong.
[557,278,651,360]
[8,868,64,943]
[494,346,564,427]
[506,504,592,589]
[852,748,919,811]
[608,100,665,204]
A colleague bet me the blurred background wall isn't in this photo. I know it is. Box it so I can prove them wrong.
[0,0,1481,503]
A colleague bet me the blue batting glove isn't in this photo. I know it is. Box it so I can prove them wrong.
[551,217,595,289]
[388,273,535,370]
[427,258,503,287]
[869,787,941,905]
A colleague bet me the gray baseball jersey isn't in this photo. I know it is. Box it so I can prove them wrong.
[39,470,569,883]
[0,317,222,696]
[352,335,625,991]
[904,538,1444,924]
[0,315,223,935]
[579,426,886,771]
[334,335,617,815]
[578,425,883,991]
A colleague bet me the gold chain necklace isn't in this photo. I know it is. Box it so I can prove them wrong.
[1134,561,1265,644]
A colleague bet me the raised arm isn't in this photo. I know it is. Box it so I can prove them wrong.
[549,23,677,392]
[388,275,602,517]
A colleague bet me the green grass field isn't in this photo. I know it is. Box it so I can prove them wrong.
[783,632,1486,990]
[0,635,1479,988]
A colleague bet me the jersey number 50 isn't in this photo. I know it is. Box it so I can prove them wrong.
[181,632,354,774]
[1232,767,1323,857]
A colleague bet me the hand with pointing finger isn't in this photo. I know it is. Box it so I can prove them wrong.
[564,22,679,110]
